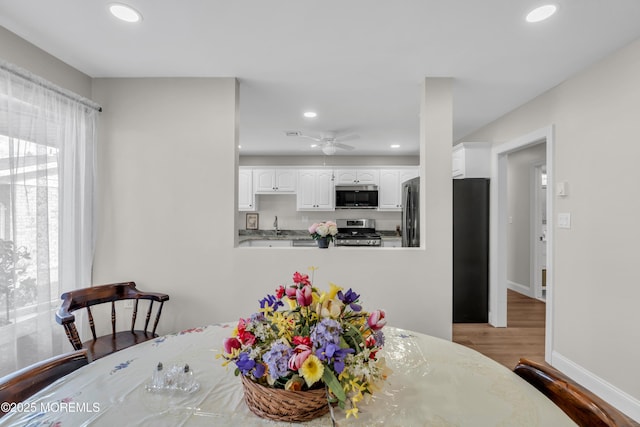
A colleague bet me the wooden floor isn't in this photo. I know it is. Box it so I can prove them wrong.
[452,289,546,370]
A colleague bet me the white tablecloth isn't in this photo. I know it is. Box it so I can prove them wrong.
[1,325,576,426]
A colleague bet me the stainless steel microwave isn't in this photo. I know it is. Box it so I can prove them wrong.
[335,185,379,209]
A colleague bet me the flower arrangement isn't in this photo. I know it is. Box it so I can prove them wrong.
[308,221,338,242]
[220,268,390,419]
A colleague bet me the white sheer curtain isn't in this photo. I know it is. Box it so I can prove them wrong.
[0,60,98,375]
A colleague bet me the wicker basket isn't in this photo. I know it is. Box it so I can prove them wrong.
[241,375,330,422]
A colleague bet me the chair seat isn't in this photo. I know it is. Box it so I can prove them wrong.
[83,331,158,361]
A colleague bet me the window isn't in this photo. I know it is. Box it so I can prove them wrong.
[0,61,98,375]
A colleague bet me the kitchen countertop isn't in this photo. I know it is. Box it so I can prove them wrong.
[238,230,402,243]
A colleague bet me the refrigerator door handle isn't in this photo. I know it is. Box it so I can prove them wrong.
[402,185,411,247]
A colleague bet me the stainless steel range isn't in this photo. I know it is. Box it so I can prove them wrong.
[335,219,382,247]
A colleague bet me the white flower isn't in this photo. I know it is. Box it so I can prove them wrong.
[327,223,338,236]
[316,224,329,237]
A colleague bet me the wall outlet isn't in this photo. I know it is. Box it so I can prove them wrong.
[124,300,134,309]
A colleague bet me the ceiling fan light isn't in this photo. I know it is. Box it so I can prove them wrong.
[322,145,337,155]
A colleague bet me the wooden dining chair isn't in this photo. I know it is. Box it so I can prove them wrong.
[0,349,89,416]
[514,358,639,427]
[55,282,169,361]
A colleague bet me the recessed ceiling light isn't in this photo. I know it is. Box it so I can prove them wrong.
[390,144,401,149]
[526,4,557,23]
[109,3,142,23]
[303,111,317,118]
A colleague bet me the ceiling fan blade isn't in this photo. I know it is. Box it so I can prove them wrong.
[284,130,322,142]
[298,133,322,142]
[334,142,355,151]
[335,133,360,142]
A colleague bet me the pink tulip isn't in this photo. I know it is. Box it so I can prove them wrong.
[223,337,241,354]
[288,344,312,370]
[285,285,297,299]
[296,284,313,306]
[368,309,387,330]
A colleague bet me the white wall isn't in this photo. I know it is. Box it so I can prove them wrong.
[89,76,453,341]
[507,143,546,294]
[0,26,92,99]
[466,37,640,416]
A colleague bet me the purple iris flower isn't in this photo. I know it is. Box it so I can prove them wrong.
[236,352,266,378]
[316,343,354,374]
[260,294,284,311]
[236,352,254,375]
[337,288,362,312]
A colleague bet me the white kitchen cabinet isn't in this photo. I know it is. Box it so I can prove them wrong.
[378,168,419,210]
[297,169,335,211]
[452,142,491,179]
[253,168,297,193]
[382,238,402,247]
[238,168,256,211]
[334,169,379,185]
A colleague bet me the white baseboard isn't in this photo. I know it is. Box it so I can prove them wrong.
[551,351,640,423]
[507,280,533,298]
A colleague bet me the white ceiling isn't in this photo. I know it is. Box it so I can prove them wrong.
[2,1,640,156]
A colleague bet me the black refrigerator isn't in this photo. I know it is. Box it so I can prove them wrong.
[453,178,489,323]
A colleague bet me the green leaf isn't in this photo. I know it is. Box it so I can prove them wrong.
[343,324,364,353]
[322,366,346,403]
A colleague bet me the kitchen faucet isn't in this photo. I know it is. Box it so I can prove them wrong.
[273,216,281,235]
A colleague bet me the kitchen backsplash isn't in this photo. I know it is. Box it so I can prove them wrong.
[236,194,402,232]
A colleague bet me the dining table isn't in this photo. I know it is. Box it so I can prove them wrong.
[0,324,577,426]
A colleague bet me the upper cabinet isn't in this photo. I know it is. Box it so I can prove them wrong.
[297,169,335,211]
[452,142,491,179]
[334,169,379,185]
[238,167,256,211]
[253,168,297,193]
[379,168,419,210]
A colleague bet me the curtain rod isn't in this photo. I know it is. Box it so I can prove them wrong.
[0,59,103,113]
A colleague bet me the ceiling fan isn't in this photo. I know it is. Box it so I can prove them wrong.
[286,131,358,155]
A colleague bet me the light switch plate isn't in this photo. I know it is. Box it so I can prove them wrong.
[558,213,571,229]
[556,182,568,197]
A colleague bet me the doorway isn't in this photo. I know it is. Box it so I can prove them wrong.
[490,125,554,363]
[532,163,547,301]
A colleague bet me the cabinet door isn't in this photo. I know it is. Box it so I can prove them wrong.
[452,147,464,178]
[355,169,379,185]
[334,170,358,185]
[314,170,334,209]
[253,169,276,192]
[378,170,401,209]
[297,170,334,211]
[275,169,296,192]
[297,171,317,210]
[238,168,256,211]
